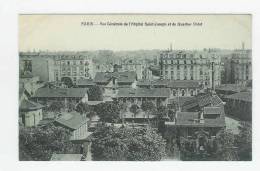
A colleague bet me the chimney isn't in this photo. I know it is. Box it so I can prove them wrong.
[242,42,245,50]
[170,43,173,51]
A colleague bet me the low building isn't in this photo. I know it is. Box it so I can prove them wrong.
[115,87,171,107]
[94,71,137,98]
[165,105,226,138]
[137,79,201,97]
[224,91,252,121]
[19,99,44,127]
[32,87,89,105]
[215,84,249,96]
[54,112,90,141]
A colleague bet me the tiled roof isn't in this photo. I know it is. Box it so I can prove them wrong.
[197,94,223,107]
[137,79,200,88]
[175,108,225,127]
[117,88,171,98]
[50,154,82,161]
[19,99,44,111]
[169,96,198,111]
[167,80,200,88]
[33,88,88,98]
[76,79,95,86]
[176,112,200,126]
[93,71,136,83]
[226,91,252,102]
[55,112,87,130]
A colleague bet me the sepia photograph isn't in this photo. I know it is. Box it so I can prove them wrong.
[18,14,252,161]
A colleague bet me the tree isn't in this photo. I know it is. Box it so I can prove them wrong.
[88,85,103,101]
[215,129,238,161]
[141,101,156,119]
[94,102,120,123]
[61,77,73,88]
[156,105,168,119]
[91,126,166,161]
[75,102,91,114]
[236,121,252,161]
[47,101,64,112]
[19,124,80,161]
[130,104,139,118]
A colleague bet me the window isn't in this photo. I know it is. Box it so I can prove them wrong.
[184,60,186,64]
[190,90,194,96]
[177,65,180,70]
[177,60,179,64]
[67,61,70,65]
[184,65,187,69]
[181,89,185,96]
[171,60,173,64]
[172,90,176,96]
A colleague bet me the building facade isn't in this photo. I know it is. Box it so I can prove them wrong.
[159,50,221,89]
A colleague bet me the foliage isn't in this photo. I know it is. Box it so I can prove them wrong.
[47,101,64,112]
[129,104,139,117]
[75,102,92,114]
[215,129,238,161]
[236,121,252,161]
[61,77,73,88]
[88,85,103,101]
[94,102,120,123]
[178,129,238,161]
[156,106,168,119]
[19,124,79,161]
[91,126,166,161]
[141,101,156,113]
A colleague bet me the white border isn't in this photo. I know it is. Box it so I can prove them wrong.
[0,0,260,171]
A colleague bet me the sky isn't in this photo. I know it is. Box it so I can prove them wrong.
[19,14,252,51]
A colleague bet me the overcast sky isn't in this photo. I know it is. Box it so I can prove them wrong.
[19,14,251,51]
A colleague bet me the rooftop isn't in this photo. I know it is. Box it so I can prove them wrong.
[55,111,88,130]
[215,84,248,93]
[137,79,200,88]
[94,71,137,83]
[116,88,171,98]
[76,79,95,86]
[19,99,44,111]
[226,91,252,102]
[33,87,88,98]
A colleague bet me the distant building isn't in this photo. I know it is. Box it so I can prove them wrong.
[221,49,252,86]
[230,50,252,85]
[118,59,152,80]
[137,80,201,97]
[159,50,221,89]
[93,71,137,99]
[20,52,94,84]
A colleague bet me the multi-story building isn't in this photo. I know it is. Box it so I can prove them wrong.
[119,59,152,80]
[159,50,221,89]
[20,52,94,84]
[230,50,252,85]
